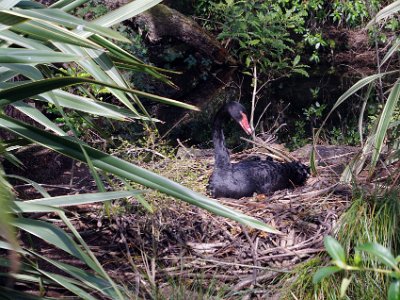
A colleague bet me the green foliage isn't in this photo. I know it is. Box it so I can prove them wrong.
[311,0,400,180]
[314,235,400,300]
[74,0,109,20]
[195,0,388,77]
[331,0,380,27]
[303,101,326,124]
[283,191,400,299]
[332,191,399,299]
[195,0,381,74]
[303,31,328,63]
[194,0,225,30]
[329,126,361,145]
[216,0,309,77]
[286,119,309,150]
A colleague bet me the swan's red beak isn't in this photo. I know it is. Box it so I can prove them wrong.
[239,112,253,135]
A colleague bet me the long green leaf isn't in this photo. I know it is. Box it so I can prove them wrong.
[0,0,21,10]
[13,20,100,48]
[12,202,61,214]
[0,242,115,298]
[367,0,400,28]
[0,241,28,255]
[14,1,45,9]
[25,190,142,207]
[0,287,52,300]
[329,73,392,121]
[12,218,96,265]
[324,236,347,267]
[1,64,43,80]
[316,71,396,139]
[55,0,90,11]
[90,0,163,30]
[357,243,398,270]
[0,81,156,121]
[50,0,78,9]
[6,174,51,198]
[3,8,130,42]
[0,10,26,29]
[38,270,98,300]
[388,280,400,300]
[370,81,400,174]
[85,48,134,93]
[28,250,123,299]
[0,29,52,50]
[91,34,175,85]
[381,39,400,67]
[55,39,156,122]
[0,76,199,111]
[313,71,396,169]
[0,66,19,81]
[0,48,81,63]
[0,165,20,279]
[0,116,279,233]
[81,45,156,123]
[59,0,167,118]
[12,101,66,135]
[56,42,140,114]
[42,90,158,121]
[312,266,342,284]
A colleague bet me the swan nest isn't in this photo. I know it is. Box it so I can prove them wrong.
[112,143,394,295]
[11,143,397,297]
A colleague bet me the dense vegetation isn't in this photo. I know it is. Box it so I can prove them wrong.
[0,0,399,299]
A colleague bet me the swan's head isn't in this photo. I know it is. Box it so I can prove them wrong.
[226,102,253,135]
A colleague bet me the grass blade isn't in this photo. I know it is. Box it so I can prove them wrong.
[0,287,52,299]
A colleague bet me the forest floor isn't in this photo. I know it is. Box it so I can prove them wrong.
[6,142,390,299]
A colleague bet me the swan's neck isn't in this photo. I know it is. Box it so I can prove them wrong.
[213,115,230,168]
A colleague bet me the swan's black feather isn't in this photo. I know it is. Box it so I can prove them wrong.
[208,160,309,198]
[208,102,309,199]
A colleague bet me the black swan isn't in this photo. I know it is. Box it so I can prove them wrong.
[207,102,309,199]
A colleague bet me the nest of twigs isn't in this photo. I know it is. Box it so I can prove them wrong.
[13,142,398,298]
[83,143,366,297]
